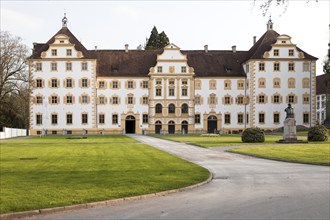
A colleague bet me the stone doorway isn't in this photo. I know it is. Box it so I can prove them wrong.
[125,115,136,134]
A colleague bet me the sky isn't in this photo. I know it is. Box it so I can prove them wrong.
[1,0,329,75]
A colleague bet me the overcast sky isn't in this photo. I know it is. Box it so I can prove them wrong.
[1,0,329,75]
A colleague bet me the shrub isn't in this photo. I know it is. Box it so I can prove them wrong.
[241,128,265,143]
[308,125,329,142]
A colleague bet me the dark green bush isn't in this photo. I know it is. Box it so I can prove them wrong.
[308,125,329,142]
[241,128,265,143]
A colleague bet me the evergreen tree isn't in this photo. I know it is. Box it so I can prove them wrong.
[145,26,170,50]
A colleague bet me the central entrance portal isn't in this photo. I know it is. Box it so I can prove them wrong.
[207,115,217,133]
[125,115,136,134]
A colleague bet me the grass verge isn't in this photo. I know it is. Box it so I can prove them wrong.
[151,134,307,147]
[0,135,209,214]
[229,142,330,165]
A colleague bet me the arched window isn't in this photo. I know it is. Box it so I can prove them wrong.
[181,103,188,114]
[168,104,175,114]
[156,103,162,113]
[288,78,296,88]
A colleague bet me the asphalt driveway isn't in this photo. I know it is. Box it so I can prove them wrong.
[25,135,330,220]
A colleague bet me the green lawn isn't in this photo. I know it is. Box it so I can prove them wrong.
[0,135,209,214]
[151,134,307,147]
[230,142,330,165]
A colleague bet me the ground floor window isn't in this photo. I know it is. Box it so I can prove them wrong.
[303,113,309,124]
[82,114,88,124]
[259,113,265,124]
[224,114,231,124]
[51,114,58,125]
[99,114,105,124]
[195,114,201,124]
[112,114,118,124]
[66,114,72,124]
[36,114,42,125]
[273,113,280,124]
[237,114,243,124]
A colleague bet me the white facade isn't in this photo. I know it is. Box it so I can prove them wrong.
[29,19,317,135]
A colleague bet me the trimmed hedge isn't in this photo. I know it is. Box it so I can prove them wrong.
[241,128,265,143]
[308,125,329,142]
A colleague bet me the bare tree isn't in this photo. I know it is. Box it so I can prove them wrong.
[255,0,318,16]
[0,31,30,128]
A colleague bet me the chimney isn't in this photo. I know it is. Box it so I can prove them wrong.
[204,45,208,53]
[125,44,129,53]
[94,46,97,52]
[232,45,236,53]
[253,36,256,45]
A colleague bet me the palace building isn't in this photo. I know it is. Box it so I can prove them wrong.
[29,16,318,135]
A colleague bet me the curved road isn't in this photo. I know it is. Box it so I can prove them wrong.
[26,135,330,220]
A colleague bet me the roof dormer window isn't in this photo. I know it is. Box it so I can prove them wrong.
[60,40,64,43]
[282,41,286,44]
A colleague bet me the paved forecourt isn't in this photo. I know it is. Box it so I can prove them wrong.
[25,135,330,220]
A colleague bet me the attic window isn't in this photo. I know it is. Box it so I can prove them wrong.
[281,41,286,44]
[60,40,64,43]
[225,67,232,73]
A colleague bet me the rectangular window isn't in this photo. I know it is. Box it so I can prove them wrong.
[112,114,118,124]
[112,81,118,89]
[289,95,294,103]
[303,63,310,72]
[303,113,309,124]
[210,96,216,105]
[98,81,105,88]
[182,88,188,96]
[66,62,72,71]
[195,96,201,105]
[51,79,58,88]
[156,88,162,96]
[195,114,201,124]
[181,66,187,73]
[237,114,243,124]
[51,49,57,56]
[82,79,88,88]
[66,96,73,104]
[273,49,279,56]
[303,96,309,104]
[273,95,279,103]
[169,80,175,85]
[289,49,294,56]
[259,95,265,103]
[112,97,118,104]
[225,114,231,124]
[169,88,175,96]
[36,63,42,71]
[66,114,73,124]
[51,63,57,71]
[36,96,43,104]
[81,62,88,71]
[274,113,280,124]
[142,81,148,88]
[36,79,43,88]
[259,63,265,71]
[51,114,57,124]
[128,96,133,104]
[99,96,105,104]
[142,114,148,124]
[157,66,162,73]
[225,96,231,104]
[274,63,280,71]
[128,81,134,88]
[156,80,162,85]
[99,114,105,124]
[237,96,244,104]
[66,49,72,56]
[182,80,188,85]
[82,114,88,124]
[51,96,58,104]
[36,114,42,125]
[246,64,250,73]
[246,113,249,124]
[143,97,148,104]
[288,63,295,71]
[259,113,265,123]
[66,79,72,88]
[82,95,88,104]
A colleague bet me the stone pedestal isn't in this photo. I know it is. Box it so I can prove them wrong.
[283,118,297,141]
[277,118,307,143]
